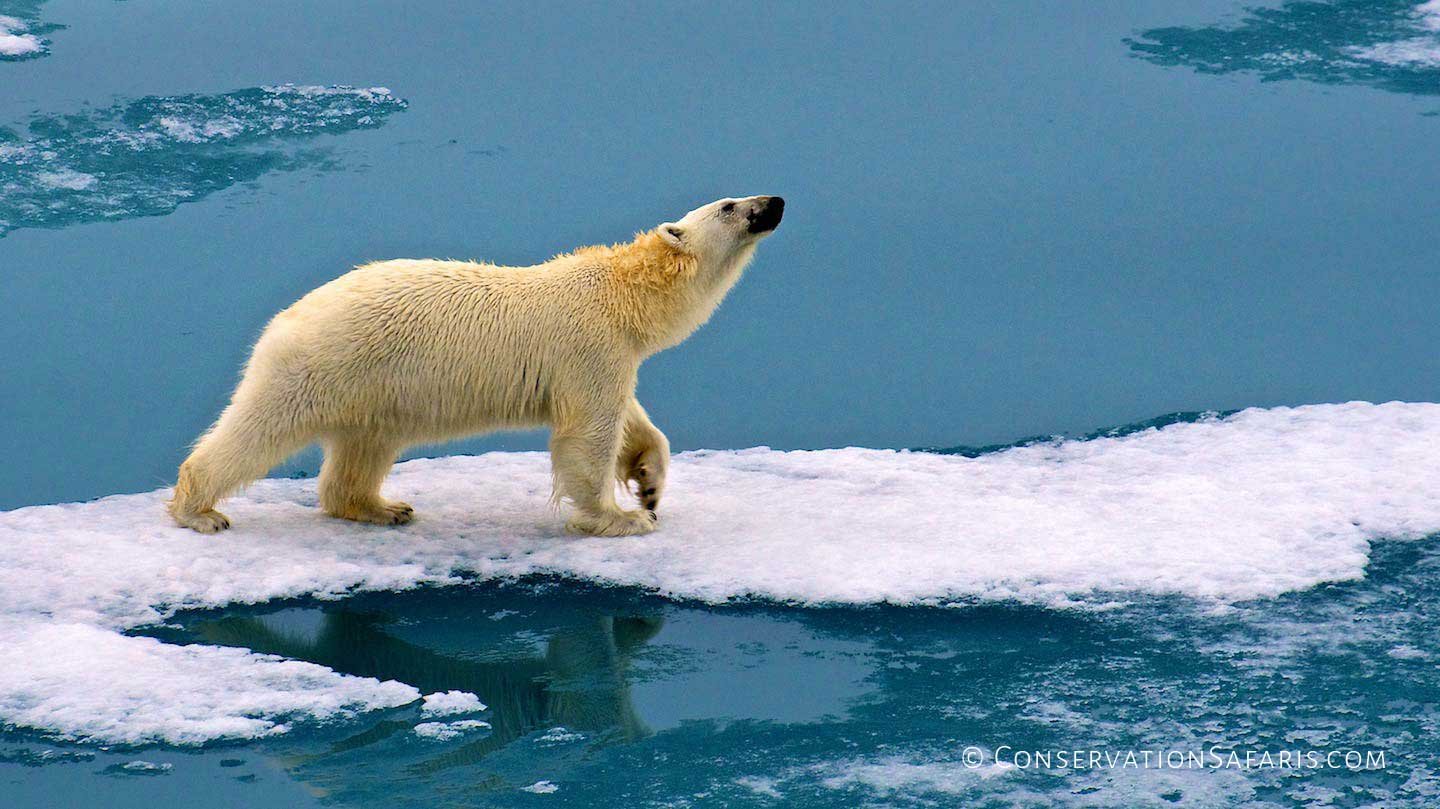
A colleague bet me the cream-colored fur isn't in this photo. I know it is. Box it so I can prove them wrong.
[169,195,784,536]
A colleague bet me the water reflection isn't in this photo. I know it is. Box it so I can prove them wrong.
[191,603,662,782]
[1126,1,1440,96]
[0,85,407,237]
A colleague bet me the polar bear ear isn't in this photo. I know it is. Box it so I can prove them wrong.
[658,223,686,250]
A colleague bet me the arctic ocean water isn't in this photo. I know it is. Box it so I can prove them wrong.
[2,1,1439,807]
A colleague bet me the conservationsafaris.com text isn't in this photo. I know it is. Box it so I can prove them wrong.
[965,746,1386,771]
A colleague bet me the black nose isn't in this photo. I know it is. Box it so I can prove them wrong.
[747,196,785,234]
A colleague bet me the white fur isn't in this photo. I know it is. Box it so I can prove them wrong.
[169,196,783,536]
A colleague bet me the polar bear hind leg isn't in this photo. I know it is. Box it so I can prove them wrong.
[318,434,413,526]
[169,404,310,533]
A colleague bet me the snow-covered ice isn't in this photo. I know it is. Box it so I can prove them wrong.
[1,401,1437,745]
[0,620,418,745]
[0,15,42,57]
[1346,1,1440,66]
[413,719,491,741]
[420,689,487,717]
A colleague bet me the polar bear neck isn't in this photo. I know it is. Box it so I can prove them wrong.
[570,231,755,358]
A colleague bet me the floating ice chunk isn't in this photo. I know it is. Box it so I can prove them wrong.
[1347,37,1440,67]
[1336,2,1440,67]
[102,760,174,777]
[0,33,40,56]
[521,781,559,794]
[0,15,41,57]
[119,760,171,772]
[420,690,487,717]
[0,620,418,745]
[536,727,584,745]
[413,719,491,741]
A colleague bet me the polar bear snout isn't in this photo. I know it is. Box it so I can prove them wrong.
[746,196,785,234]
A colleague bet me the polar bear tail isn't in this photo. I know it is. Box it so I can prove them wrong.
[168,402,307,531]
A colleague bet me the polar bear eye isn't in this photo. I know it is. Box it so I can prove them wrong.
[721,202,736,214]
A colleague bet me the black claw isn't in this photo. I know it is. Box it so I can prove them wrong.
[647,509,657,519]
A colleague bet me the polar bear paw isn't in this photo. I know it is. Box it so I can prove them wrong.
[567,507,657,537]
[624,452,667,513]
[175,509,231,534]
[330,499,415,526]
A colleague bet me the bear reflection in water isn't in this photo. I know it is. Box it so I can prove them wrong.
[189,600,663,782]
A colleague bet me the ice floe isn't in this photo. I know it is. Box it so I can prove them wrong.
[0,85,407,237]
[0,14,44,58]
[413,719,491,741]
[1,401,1436,744]
[420,689,487,717]
[0,620,418,745]
[1129,1,1440,98]
[1347,1,1440,67]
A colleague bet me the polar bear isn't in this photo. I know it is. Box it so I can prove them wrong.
[169,195,784,536]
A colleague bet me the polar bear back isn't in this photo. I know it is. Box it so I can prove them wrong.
[239,258,626,441]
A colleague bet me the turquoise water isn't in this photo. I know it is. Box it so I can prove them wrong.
[3,1,1439,806]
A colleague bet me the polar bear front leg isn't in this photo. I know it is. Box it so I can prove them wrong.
[619,398,669,513]
[552,414,657,537]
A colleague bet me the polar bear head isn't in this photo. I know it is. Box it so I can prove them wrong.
[612,195,783,353]
[657,195,785,268]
